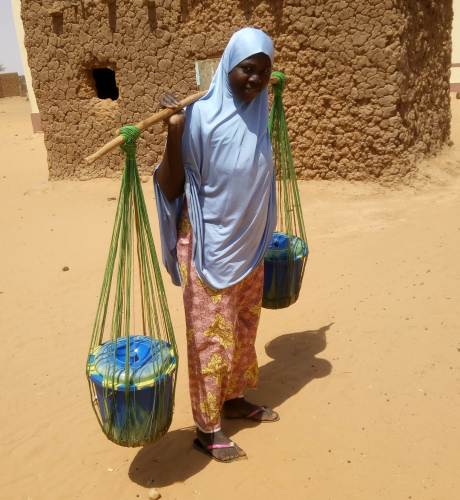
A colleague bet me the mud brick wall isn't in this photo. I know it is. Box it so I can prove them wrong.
[21,0,453,181]
[0,73,21,98]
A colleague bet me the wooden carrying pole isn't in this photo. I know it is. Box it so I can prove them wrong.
[84,91,206,164]
[85,76,282,165]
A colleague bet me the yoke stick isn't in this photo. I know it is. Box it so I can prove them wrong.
[85,76,283,164]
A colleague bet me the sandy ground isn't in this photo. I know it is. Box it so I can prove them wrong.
[1,95,460,500]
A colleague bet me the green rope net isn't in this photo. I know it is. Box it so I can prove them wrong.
[86,125,178,447]
[263,71,309,309]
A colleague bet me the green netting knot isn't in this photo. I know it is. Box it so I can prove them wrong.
[271,71,286,97]
[120,125,140,156]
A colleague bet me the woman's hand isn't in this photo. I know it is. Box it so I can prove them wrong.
[160,93,185,129]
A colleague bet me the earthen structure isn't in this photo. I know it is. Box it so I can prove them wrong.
[21,0,453,181]
[0,72,26,98]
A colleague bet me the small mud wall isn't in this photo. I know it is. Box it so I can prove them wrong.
[21,0,453,181]
[0,73,24,98]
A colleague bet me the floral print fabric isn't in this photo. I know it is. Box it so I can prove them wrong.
[176,205,264,431]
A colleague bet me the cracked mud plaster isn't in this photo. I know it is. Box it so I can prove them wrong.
[22,0,453,182]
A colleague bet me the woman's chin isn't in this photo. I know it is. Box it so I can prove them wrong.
[240,91,259,103]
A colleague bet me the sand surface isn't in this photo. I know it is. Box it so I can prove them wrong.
[1,96,460,500]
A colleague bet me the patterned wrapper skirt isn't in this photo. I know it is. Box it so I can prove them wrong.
[176,204,264,432]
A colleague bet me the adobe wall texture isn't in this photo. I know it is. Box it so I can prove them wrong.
[0,73,21,98]
[21,0,453,181]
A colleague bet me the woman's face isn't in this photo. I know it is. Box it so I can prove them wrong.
[228,53,272,103]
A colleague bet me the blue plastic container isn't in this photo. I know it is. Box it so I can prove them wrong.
[87,336,176,447]
[263,232,308,309]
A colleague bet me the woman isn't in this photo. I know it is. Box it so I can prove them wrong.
[154,27,279,463]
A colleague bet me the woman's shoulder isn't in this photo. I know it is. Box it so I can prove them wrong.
[185,100,204,129]
[186,99,205,116]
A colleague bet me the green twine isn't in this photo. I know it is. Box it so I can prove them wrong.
[269,70,308,249]
[120,125,141,155]
[271,70,286,97]
[264,71,308,309]
[86,123,178,447]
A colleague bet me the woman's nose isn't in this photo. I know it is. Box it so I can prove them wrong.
[248,73,261,85]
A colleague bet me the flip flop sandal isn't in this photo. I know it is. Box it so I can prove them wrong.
[193,438,247,463]
[225,405,280,422]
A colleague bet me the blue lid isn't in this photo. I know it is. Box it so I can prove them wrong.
[265,232,308,261]
[88,336,176,391]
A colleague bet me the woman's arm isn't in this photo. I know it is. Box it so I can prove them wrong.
[155,95,186,202]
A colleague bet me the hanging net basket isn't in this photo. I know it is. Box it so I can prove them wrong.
[263,72,309,309]
[86,126,178,447]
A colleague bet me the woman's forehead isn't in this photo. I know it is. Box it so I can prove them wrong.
[238,53,272,66]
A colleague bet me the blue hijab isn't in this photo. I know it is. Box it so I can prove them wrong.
[154,27,276,289]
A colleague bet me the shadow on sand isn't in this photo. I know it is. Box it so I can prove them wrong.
[247,323,333,411]
[129,323,333,487]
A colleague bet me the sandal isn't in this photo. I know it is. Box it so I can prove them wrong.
[225,405,280,423]
[193,438,247,463]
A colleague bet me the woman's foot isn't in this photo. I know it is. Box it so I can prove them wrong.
[223,397,279,422]
[194,428,246,462]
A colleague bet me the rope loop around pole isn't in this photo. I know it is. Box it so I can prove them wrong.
[271,71,286,97]
[119,125,141,156]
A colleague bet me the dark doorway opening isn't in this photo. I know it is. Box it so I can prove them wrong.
[92,68,119,100]
[51,13,64,35]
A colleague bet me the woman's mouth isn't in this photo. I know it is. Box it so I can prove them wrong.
[244,86,259,95]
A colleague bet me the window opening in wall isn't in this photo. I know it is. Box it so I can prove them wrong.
[195,58,220,91]
[51,12,64,35]
[92,68,119,100]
